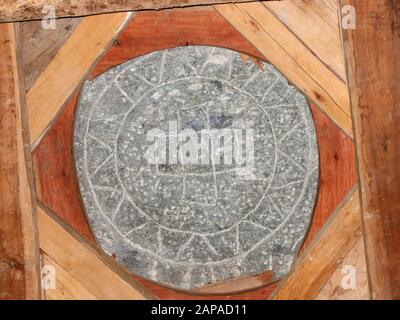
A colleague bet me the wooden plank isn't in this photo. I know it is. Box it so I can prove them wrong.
[138,279,277,300]
[264,0,346,81]
[272,187,362,300]
[316,237,369,300]
[215,2,353,137]
[341,0,400,299]
[21,18,81,90]
[42,253,97,300]
[194,271,274,295]
[27,12,132,147]
[0,0,274,23]
[0,23,41,299]
[37,203,155,300]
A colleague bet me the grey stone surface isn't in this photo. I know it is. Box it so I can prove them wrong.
[74,46,319,290]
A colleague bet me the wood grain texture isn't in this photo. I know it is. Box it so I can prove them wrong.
[273,187,362,300]
[341,0,400,299]
[0,0,273,23]
[193,271,274,295]
[27,12,132,147]
[37,204,155,300]
[33,7,356,299]
[0,23,41,299]
[216,2,353,137]
[21,18,81,90]
[264,0,346,81]
[316,237,369,300]
[42,253,97,300]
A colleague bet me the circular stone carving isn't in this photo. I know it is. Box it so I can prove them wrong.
[74,46,319,290]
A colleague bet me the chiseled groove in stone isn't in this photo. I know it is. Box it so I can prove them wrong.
[74,45,319,290]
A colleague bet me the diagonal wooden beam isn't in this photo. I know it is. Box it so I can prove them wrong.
[215,2,353,137]
[27,12,132,148]
[22,18,82,91]
[272,187,363,299]
[341,0,400,299]
[264,0,346,82]
[0,23,41,299]
[41,253,97,300]
[0,0,276,23]
[194,270,274,295]
[37,203,155,300]
[316,237,369,300]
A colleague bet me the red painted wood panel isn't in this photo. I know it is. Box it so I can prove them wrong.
[33,94,95,242]
[90,8,264,79]
[301,104,356,251]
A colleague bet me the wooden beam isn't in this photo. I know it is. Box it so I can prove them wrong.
[272,187,362,299]
[0,0,275,23]
[316,237,369,300]
[27,12,132,147]
[37,203,155,300]
[194,270,274,295]
[0,23,41,299]
[264,0,346,82]
[215,2,353,137]
[41,253,97,300]
[21,18,82,91]
[341,0,400,299]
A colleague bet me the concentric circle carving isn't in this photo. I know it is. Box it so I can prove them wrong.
[74,46,319,290]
